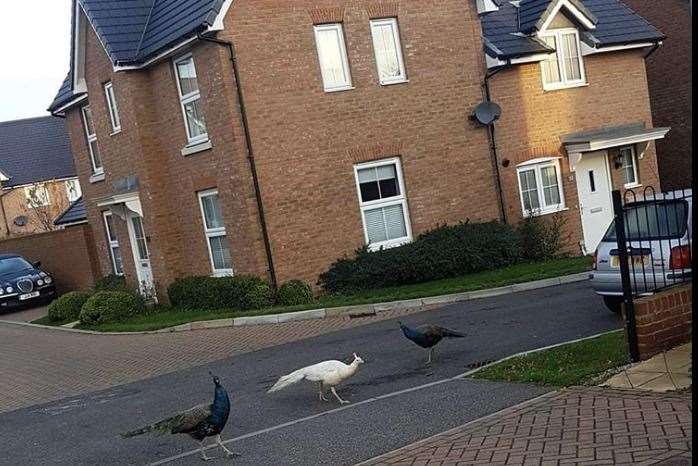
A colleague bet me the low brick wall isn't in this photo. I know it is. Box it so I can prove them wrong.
[633,282,692,360]
[0,225,101,293]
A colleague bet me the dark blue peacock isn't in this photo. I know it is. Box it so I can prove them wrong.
[399,321,465,365]
[121,372,236,461]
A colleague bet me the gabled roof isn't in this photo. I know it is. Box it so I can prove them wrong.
[0,116,77,188]
[48,0,230,113]
[54,197,87,226]
[481,0,664,60]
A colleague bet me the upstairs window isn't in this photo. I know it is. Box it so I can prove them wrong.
[540,29,585,90]
[516,159,565,216]
[354,158,412,250]
[81,105,103,175]
[103,211,124,276]
[370,18,407,85]
[104,81,121,133]
[314,23,353,92]
[25,184,50,208]
[174,55,208,145]
[198,190,233,276]
[65,179,82,202]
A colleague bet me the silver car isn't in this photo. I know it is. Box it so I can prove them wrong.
[590,189,692,313]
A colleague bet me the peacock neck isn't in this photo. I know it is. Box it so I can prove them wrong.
[210,385,230,426]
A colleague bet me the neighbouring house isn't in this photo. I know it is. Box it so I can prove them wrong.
[48,0,667,299]
[0,116,83,239]
[620,0,692,191]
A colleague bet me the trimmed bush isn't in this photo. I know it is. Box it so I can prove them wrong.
[319,221,524,294]
[94,274,128,292]
[167,275,275,311]
[276,280,314,306]
[48,291,92,322]
[517,213,568,262]
[79,291,146,325]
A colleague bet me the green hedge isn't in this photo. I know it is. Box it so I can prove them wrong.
[94,274,128,292]
[276,280,314,306]
[79,291,146,325]
[167,275,275,311]
[48,291,92,322]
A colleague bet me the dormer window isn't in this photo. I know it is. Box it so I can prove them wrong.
[539,29,586,90]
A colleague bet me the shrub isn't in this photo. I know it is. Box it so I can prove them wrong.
[94,274,128,292]
[79,291,146,325]
[48,291,92,322]
[319,221,524,294]
[517,212,568,262]
[167,275,275,311]
[276,280,314,306]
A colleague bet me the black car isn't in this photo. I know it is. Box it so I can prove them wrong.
[0,254,56,310]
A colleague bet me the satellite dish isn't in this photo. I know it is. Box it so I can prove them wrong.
[472,101,502,125]
[13,216,28,227]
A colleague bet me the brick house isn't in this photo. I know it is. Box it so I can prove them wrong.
[48,0,667,299]
[621,0,692,190]
[0,116,83,239]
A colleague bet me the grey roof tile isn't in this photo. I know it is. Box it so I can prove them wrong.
[0,116,77,188]
[54,197,87,226]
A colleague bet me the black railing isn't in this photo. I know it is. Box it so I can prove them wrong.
[611,186,693,361]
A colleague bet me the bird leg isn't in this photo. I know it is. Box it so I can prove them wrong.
[426,347,434,365]
[199,440,214,461]
[318,382,328,402]
[216,434,239,459]
[330,387,350,405]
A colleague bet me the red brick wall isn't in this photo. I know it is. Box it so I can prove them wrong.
[0,225,101,293]
[489,50,662,253]
[621,0,692,191]
[633,282,692,360]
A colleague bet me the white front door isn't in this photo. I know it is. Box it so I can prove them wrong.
[576,150,614,254]
[126,212,156,299]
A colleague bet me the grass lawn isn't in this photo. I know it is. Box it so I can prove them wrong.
[35,256,591,333]
[471,330,629,387]
[30,315,74,327]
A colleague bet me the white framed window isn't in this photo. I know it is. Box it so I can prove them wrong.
[539,29,586,90]
[103,211,124,276]
[354,157,412,250]
[314,23,353,92]
[104,81,121,133]
[25,184,50,208]
[81,105,103,174]
[65,179,82,202]
[370,18,407,85]
[516,159,566,216]
[619,145,639,187]
[198,189,234,276]
[173,54,208,145]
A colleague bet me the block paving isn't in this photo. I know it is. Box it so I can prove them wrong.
[360,387,692,466]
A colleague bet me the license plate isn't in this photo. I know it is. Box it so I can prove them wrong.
[611,256,649,269]
[19,291,40,301]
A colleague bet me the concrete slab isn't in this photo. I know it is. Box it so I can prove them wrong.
[233,315,279,326]
[276,309,326,323]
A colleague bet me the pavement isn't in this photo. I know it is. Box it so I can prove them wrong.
[0,281,622,465]
[0,303,48,322]
[603,343,692,393]
[360,387,692,466]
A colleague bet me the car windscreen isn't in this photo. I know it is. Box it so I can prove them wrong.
[602,200,689,242]
[0,257,34,275]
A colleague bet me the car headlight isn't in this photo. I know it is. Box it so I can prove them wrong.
[37,279,44,286]
[0,288,3,295]
[45,276,53,284]
[5,286,13,293]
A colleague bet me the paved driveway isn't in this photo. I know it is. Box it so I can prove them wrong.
[0,303,48,322]
[0,281,623,465]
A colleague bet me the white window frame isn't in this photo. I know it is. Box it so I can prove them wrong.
[353,157,413,251]
[81,105,103,175]
[197,189,234,277]
[313,23,353,92]
[65,179,82,202]
[516,158,566,217]
[173,54,209,145]
[25,184,50,208]
[369,18,408,85]
[619,145,640,188]
[103,81,121,133]
[102,211,124,276]
[539,28,586,91]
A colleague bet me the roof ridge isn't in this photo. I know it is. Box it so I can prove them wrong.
[0,115,54,126]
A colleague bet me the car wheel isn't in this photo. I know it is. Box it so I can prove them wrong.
[603,296,623,314]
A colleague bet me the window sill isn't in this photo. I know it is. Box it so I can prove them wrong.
[367,237,412,252]
[624,183,642,190]
[211,270,234,278]
[380,79,409,86]
[524,207,569,218]
[324,86,356,93]
[181,140,213,156]
[543,81,589,92]
[89,172,105,183]
[110,128,122,137]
